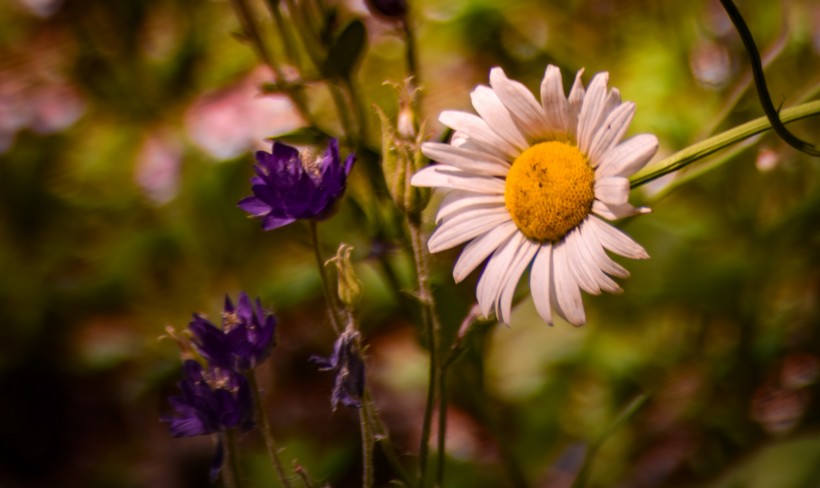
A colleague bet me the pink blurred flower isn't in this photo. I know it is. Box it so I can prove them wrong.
[185,67,304,161]
[135,131,182,205]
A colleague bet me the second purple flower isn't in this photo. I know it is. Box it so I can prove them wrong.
[238,138,356,230]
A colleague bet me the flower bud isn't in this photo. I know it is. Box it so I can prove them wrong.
[376,81,431,218]
[326,243,362,310]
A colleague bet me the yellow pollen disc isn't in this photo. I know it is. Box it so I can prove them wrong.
[504,141,595,242]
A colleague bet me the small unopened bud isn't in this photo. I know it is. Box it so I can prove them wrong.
[326,243,362,310]
[375,80,431,217]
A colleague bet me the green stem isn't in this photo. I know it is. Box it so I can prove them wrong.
[408,217,442,488]
[571,393,649,488]
[363,390,415,488]
[631,100,820,187]
[359,405,375,488]
[248,371,294,488]
[223,429,243,488]
[308,221,342,334]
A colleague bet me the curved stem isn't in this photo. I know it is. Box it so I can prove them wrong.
[631,100,820,187]
[719,0,820,156]
[248,371,294,488]
[308,221,342,334]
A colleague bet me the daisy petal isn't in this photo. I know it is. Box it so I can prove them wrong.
[436,191,506,224]
[594,176,630,206]
[498,238,539,324]
[578,220,629,278]
[429,207,510,252]
[470,86,528,151]
[453,221,518,282]
[596,134,659,178]
[573,223,623,293]
[592,200,650,220]
[530,244,554,325]
[587,215,649,259]
[564,229,602,295]
[411,166,505,194]
[577,72,609,154]
[422,142,511,177]
[588,102,635,163]
[567,69,586,140]
[489,67,551,140]
[476,232,523,318]
[439,110,519,159]
[551,240,586,326]
[540,65,570,135]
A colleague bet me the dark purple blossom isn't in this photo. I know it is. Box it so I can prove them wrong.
[238,139,355,230]
[162,360,254,480]
[310,330,365,410]
[188,292,277,372]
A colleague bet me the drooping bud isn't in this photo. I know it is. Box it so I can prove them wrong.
[326,243,362,310]
[376,79,431,218]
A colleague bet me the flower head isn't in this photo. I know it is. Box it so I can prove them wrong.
[162,360,254,480]
[310,330,365,410]
[238,138,356,230]
[162,360,255,437]
[412,65,658,326]
[188,292,277,372]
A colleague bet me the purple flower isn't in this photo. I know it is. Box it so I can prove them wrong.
[163,360,255,436]
[238,139,356,230]
[188,292,277,372]
[162,360,254,480]
[310,330,365,410]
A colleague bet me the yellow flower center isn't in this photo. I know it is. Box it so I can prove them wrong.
[504,141,595,242]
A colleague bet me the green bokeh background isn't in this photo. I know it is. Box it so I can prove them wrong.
[0,0,818,487]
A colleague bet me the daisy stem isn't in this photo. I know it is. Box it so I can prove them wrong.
[223,429,243,488]
[308,221,343,334]
[631,99,820,187]
[407,217,443,487]
[248,371,294,488]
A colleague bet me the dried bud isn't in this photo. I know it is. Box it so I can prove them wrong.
[326,243,362,310]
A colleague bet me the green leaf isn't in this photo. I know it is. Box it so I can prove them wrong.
[322,20,367,80]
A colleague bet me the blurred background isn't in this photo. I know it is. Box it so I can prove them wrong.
[0,0,819,487]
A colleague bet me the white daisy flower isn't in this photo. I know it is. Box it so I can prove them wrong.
[411,65,658,326]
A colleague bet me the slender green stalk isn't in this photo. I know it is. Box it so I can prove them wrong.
[571,393,649,488]
[363,390,415,488]
[223,429,243,488]
[248,371,294,488]
[407,217,442,487]
[631,100,820,187]
[308,221,342,334]
[359,405,375,488]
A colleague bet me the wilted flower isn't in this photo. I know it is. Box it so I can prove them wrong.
[412,65,657,325]
[310,330,365,410]
[162,360,254,480]
[188,292,277,372]
[238,139,356,230]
